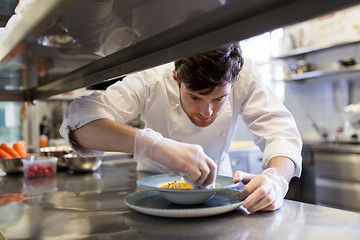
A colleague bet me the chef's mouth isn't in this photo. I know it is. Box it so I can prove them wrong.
[197,116,210,121]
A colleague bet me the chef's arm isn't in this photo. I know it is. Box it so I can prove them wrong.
[69,119,137,153]
[69,119,217,187]
[267,156,296,183]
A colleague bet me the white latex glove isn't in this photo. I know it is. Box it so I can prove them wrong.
[233,168,289,213]
[134,128,217,187]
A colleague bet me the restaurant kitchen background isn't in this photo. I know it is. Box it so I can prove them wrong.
[1,2,360,212]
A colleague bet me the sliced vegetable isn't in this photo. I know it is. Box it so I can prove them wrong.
[13,142,27,158]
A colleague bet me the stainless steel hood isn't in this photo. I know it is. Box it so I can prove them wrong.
[1,0,360,101]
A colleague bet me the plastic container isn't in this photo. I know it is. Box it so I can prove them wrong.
[23,175,57,194]
[22,157,58,178]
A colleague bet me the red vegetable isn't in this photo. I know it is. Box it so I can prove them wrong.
[24,164,56,178]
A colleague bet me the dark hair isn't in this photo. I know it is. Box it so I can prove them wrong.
[174,42,244,94]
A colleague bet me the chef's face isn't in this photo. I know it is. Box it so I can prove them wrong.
[178,82,232,128]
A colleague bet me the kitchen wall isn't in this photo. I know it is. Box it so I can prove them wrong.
[233,4,360,143]
[284,43,360,141]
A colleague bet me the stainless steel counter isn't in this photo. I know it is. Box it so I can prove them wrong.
[1,159,360,240]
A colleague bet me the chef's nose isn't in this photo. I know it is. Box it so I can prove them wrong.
[199,102,213,118]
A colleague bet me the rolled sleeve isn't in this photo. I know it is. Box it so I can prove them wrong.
[59,72,151,156]
[60,94,116,157]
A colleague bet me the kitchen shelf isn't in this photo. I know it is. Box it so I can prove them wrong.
[281,64,360,82]
[272,39,360,59]
[1,0,360,101]
[0,0,73,68]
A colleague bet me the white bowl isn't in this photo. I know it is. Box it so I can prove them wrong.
[137,174,242,205]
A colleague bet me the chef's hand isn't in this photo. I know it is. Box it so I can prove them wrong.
[233,168,289,213]
[134,128,217,187]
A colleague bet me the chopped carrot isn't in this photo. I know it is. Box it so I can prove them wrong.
[0,142,20,158]
[0,148,13,159]
[13,142,26,158]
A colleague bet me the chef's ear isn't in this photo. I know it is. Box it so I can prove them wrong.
[172,70,179,86]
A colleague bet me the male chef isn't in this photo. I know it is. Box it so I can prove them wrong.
[60,42,302,213]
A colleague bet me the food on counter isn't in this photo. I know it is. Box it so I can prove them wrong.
[24,164,56,178]
[13,142,27,158]
[22,157,58,178]
[0,148,13,159]
[0,142,20,158]
[0,142,27,158]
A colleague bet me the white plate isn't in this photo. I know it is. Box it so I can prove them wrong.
[124,189,242,218]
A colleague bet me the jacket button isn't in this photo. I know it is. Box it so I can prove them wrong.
[175,104,180,109]
[221,132,226,136]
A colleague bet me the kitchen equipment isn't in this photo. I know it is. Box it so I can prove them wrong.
[40,146,72,169]
[312,143,360,212]
[336,103,360,143]
[344,103,360,129]
[136,174,242,205]
[0,157,24,174]
[63,153,103,172]
[339,57,356,67]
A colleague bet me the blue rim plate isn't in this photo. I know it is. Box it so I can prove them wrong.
[136,174,242,193]
[124,189,242,218]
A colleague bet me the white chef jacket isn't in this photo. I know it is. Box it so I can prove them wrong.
[60,59,302,177]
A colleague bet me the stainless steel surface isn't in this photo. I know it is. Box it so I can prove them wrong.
[1,159,360,240]
[274,39,360,58]
[0,158,23,174]
[316,177,360,211]
[1,0,360,101]
[314,152,360,181]
[309,142,360,212]
[0,0,17,27]
[0,0,73,67]
[64,153,103,172]
[310,142,360,153]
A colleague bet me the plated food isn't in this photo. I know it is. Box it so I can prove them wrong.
[159,181,193,189]
[137,174,242,205]
[159,180,218,189]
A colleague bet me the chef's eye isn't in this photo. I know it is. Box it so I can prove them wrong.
[190,96,200,101]
[215,96,225,102]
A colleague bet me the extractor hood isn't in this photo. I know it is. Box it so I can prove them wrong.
[1,0,360,101]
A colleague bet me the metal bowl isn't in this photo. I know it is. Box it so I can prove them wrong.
[40,146,72,169]
[63,154,103,172]
[0,158,24,174]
